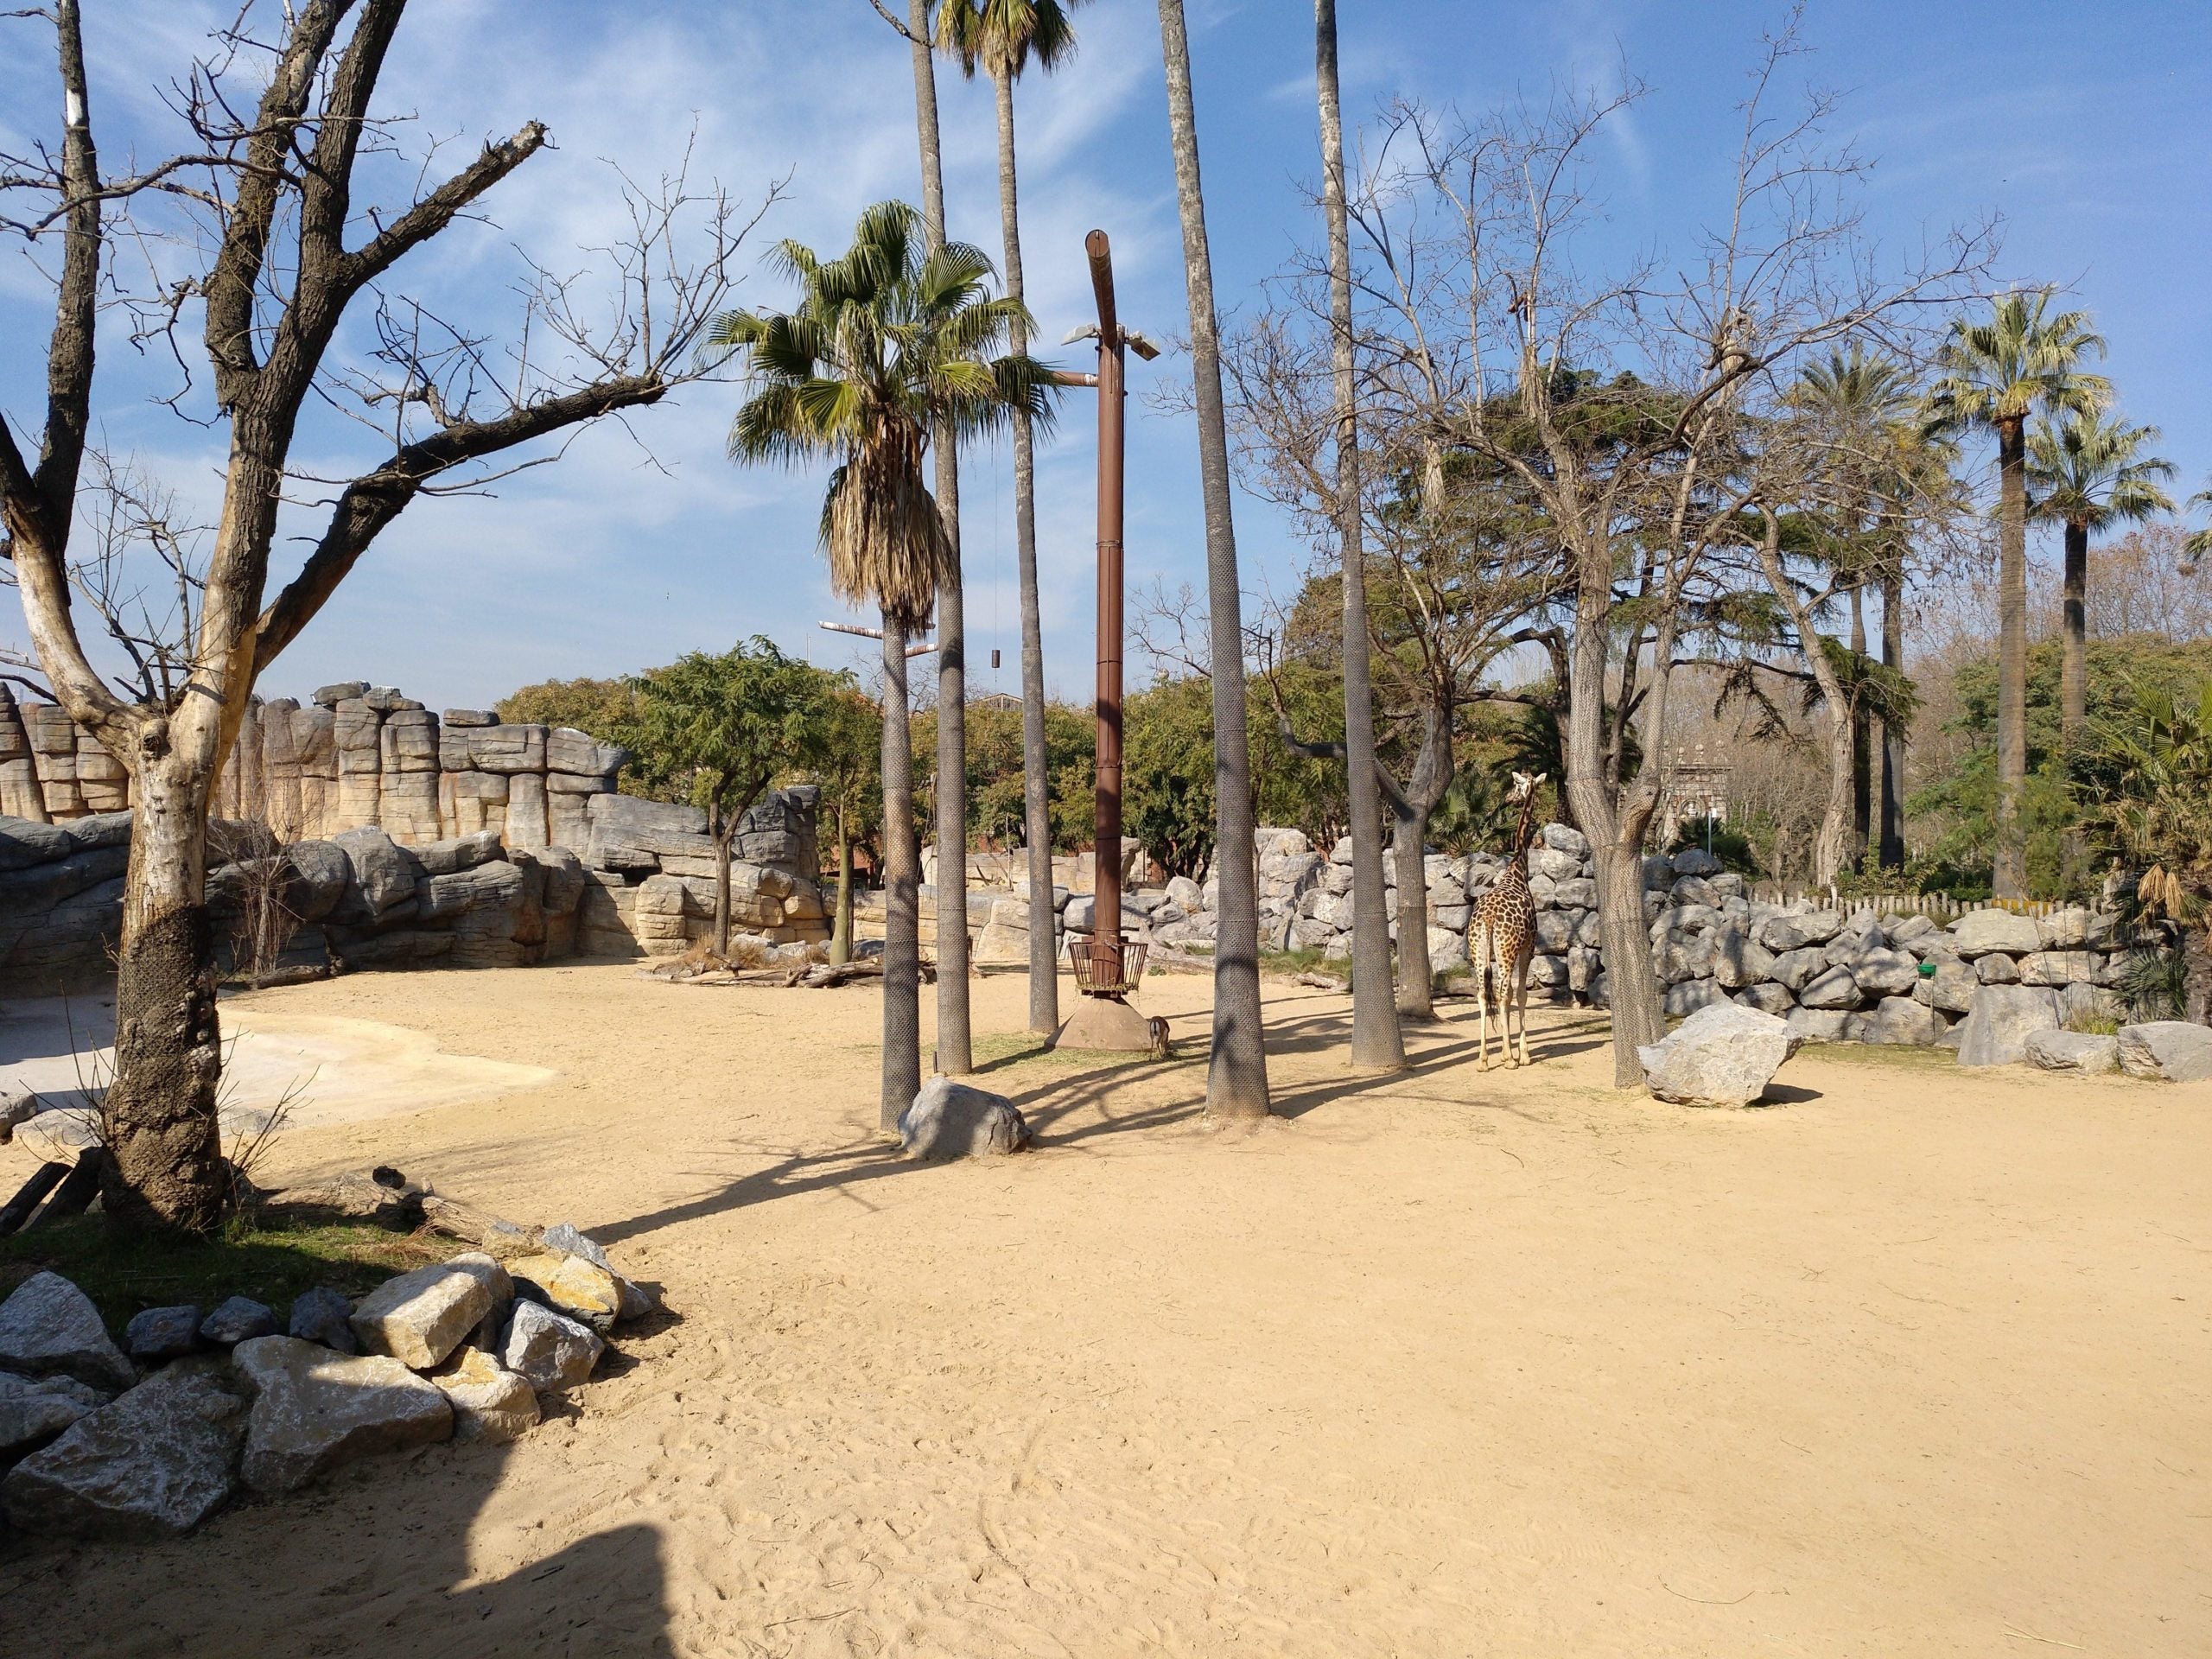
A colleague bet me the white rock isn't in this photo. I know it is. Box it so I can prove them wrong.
[1948,908,2044,958]
[899,1076,1031,1159]
[2018,950,2100,987]
[1637,1002,1802,1107]
[1541,822,1590,858]
[1797,965,1861,1010]
[349,1253,512,1370]
[1955,984,2063,1067]
[1761,908,1843,951]
[1,1359,245,1538]
[0,1271,135,1392]
[2025,1030,2119,1073]
[232,1336,452,1493]
[1859,996,1945,1046]
[1912,957,1979,1014]
[500,1300,603,1392]
[0,1371,106,1459]
[2116,1021,2212,1083]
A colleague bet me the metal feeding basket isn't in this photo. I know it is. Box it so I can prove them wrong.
[1067,936,1147,995]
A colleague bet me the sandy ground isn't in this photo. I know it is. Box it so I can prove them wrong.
[2,962,2208,1657]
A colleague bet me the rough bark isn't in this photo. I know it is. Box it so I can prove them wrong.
[880,613,923,1134]
[710,800,732,957]
[992,67,1059,1038]
[99,758,226,1234]
[1993,416,2030,899]
[2059,518,2089,744]
[1316,0,1405,1069]
[1388,693,1454,1020]
[830,804,855,967]
[1159,0,1271,1118]
[1848,583,1870,872]
[906,0,972,1074]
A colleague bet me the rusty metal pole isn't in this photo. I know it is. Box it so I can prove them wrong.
[1088,230,1126,993]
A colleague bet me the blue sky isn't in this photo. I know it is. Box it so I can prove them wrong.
[3,0,2207,711]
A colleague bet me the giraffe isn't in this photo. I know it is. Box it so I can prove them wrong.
[1468,770,1546,1069]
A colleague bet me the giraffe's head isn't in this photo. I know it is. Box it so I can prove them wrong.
[1510,770,1547,804]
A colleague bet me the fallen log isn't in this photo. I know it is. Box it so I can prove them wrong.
[0,1161,69,1238]
[419,1192,544,1259]
[24,1147,106,1231]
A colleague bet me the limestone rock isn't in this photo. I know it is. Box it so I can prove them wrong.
[1425,925,1469,976]
[1733,982,1796,1015]
[1955,984,2063,1068]
[431,1346,540,1443]
[1797,965,1861,1010]
[2116,1020,2212,1083]
[349,1253,511,1370]
[332,824,418,914]
[1912,957,1979,1014]
[1711,924,1775,989]
[510,1252,621,1334]
[2025,1030,2119,1074]
[0,1371,105,1459]
[2037,906,2094,950]
[1669,874,1719,909]
[899,1076,1031,1159]
[2018,950,2099,988]
[199,1297,278,1346]
[1670,848,1723,877]
[0,1272,135,1391]
[541,1223,613,1272]
[1761,908,1842,952]
[1859,995,1945,1046]
[1887,914,1938,949]
[1530,846,1583,882]
[1637,1001,1802,1107]
[1550,877,1597,910]
[2057,982,2121,1028]
[1785,1007,1851,1043]
[1541,822,1590,859]
[1847,946,1923,998]
[500,1300,604,1392]
[1948,908,2044,957]
[1975,952,2020,985]
[125,1305,201,1363]
[1662,977,1726,1019]
[1769,945,1826,993]
[1,1360,245,1539]
[232,1337,452,1493]
[287,1287,359,1354]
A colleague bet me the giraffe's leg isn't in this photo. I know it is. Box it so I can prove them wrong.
[1475,928,1492,1069]
[1516,952,1532,1066]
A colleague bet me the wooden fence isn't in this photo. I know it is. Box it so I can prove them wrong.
[1745,887,2069,921]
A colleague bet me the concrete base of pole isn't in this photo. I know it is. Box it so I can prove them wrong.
[1052,994,1154,1053]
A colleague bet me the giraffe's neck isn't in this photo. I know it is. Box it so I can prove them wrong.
[1508,791,1540,868]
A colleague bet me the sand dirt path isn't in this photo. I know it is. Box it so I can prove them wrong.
[3,963,2207,1656]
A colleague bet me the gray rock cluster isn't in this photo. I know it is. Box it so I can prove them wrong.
[576,787,829,959]
[0,1223,660,1541]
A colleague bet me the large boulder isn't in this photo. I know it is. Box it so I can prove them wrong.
[1662,977,1726,1018]
[232,1337,453,1494]
[1710,923,1775,989]
[1761,908,1842,952]
[1847,946,1923,998]
[349,1253,511,1370]
[0,1371,106,1460]
[2025,1030,2120,1074]
[1670,848,1723,877]
[430,1346,540,1444]
[1859,996,1946,1046]
[1,1360,246,1539]
[899,1077,1031,1159]
[1637,1001,1802,1107]
[1911,957,1979,1014]
[1955,983,2063,1068]
[1797,965,1862,1010]
[500,1300,603,1393]
[0,1271,135,1392]
[2018,950,2100,988]
[331,824,419,915]
[1785,1007,1851,1043]
[1769,945,1827,993]
[1948,908,2044,958]
[1733,982,1796,1015]
[2116,1021,2212,1083]
[1975,952,2021,985]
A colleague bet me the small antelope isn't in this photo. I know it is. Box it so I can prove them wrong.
[1147,1015,1174,1061]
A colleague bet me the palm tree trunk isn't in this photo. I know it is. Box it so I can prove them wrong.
[1849,584,1870,872]
[993,67,1058,1037]
[904,0,971,1072]
[2060,518,2089,743]
[1159,0,1270,1119]
[880,612,923,1134]
[1993,416,2030,899]
[1317,0,1404,1070]
[1878,557,1906,869]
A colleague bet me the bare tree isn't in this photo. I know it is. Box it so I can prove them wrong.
[1,1,762,1231]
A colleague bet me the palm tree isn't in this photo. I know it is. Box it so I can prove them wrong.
[1157,0,1271,1118]
[712,202,1055,1131]
[1924,290,2111,897]
[874,0,979,1072]
[934,0,1088,1038]
[2026,409,2176,741]
[2189,481,2212,574]
[1315,0,1406,1059]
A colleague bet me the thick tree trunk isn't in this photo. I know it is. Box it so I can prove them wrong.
[830,804,854,967]
[905,0,970,1073]
[1815,709,1855,890]
[880,613,923,1135]
[1878,562,1906,869]
[1317,0,1405,1071]
[1993,417,2030,899]
[1159,0,1270,1118]
[100,757,227,1236]
[992,68,1059,1039]
[2184,923,2212,1027]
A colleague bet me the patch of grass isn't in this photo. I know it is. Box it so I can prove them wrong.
[0,1213,456,1333]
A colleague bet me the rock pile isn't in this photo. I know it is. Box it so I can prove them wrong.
[0,1215,661,1541]
[576,787,829,959]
